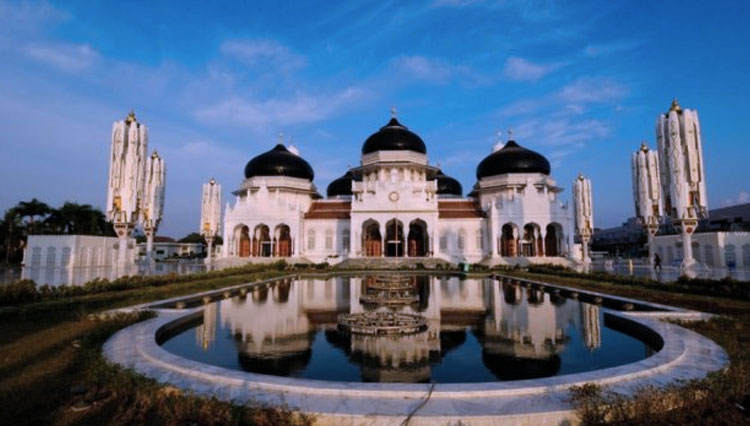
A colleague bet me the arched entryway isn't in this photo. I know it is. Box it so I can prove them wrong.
[239,226,251,257]
[522,223,542,257]
[362,220,382,257]
[385,219,405,257]
[275,224,292,257]
[544,223,562,257]
[501,223,518,257]
[408,219,429,257]
[253,224,271,257]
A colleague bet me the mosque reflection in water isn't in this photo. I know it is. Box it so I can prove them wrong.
[183,275,635,383]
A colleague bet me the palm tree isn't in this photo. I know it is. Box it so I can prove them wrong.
[16,198,52,235]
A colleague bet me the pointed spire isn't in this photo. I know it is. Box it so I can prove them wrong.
[151,149,159,158]
[277,132,284,145]
[669,98,682,113]
[125,109,137,124]
[209,177,216,185]
[640,140,649,152]
[390,106,397,118]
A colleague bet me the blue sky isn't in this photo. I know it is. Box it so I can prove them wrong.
[1,0,749,238]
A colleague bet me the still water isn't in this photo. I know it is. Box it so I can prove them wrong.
[161,275,654,383]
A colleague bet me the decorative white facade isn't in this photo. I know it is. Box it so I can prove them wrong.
[23,235,135,268]
[200,178,222,258]
[573,174,594,263]
[221,115,580,266]
[631,142,663,263]
[655,99,708,269]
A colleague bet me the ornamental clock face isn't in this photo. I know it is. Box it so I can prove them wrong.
[389,191,399,202]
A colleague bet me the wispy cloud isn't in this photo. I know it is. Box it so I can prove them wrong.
[391,55,453,84]
[584,40,642,57]
[220,39,307,73]
[194,87,370,129]
[557,76,628,104]
[24,42,99,71]
[502,56,563,82]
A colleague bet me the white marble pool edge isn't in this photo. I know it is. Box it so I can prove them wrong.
[101,273,729,425]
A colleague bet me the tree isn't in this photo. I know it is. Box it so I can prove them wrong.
[16,198,52,235]
[1,208,23,264]
[178,232,206,244]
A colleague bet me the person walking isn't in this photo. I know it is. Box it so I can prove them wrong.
[654,253,662,272]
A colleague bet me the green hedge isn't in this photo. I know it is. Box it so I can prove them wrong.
[517,264,750,300]
[0,260,292,307]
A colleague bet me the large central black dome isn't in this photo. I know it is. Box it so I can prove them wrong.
[476,141,550,179]
[361,117,427,155]
[244,144,315,181]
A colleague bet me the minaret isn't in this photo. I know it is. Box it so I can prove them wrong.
[106,110,148,266]
[655,99,708,270]
[631,141,663,264]
[142,149,166,261]
[200,178,222,262]
[573,173,594,263]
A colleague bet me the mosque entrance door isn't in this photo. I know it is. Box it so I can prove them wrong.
[408,220,428,257]
[276,224,292,257]
[254,224,271,257]
[363,221,382,257]
[239,226,251,257]
[501,224,517,257]
[544,224,560,257]
[385,219,404,257]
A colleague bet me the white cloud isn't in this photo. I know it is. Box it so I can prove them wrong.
[514,117,610,148]
[557,76,627,104]
[194,86,370,129]
[391,55,454,84]
[25,42,99,71]
[502,56,562,82]
[220,39,306,73]
[584,40,641,57]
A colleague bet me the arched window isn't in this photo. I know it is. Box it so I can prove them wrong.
[342,229,350,253]
[458,229,466,250]
[31,247,41,267]
[476,229,484,250]
[46,247,57,267]
[325,229,333,250]
[725,244,736,267]
[307,229,316,250]
[704,245,714,267]
[61,247,72,267]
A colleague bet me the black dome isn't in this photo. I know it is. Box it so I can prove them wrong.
[476,141,550,179]
[361,118,427,155]
[434,170,462,196]
[244,144,315,181]
[326,171,360,197]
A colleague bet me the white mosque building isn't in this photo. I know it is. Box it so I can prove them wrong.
[221,114,580,265]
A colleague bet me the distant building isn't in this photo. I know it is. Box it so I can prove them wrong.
[22,235,135,268]
[593,203,750,263]
[136,236,205,260]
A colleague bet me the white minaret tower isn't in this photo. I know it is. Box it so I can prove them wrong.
[631,141,663,264]
[142,149,166,261]
[655,99,708,270]
[200,178,222,261]
[106,110,148,266]
[573,173,594,263]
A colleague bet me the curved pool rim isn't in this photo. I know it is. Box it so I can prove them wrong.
[102,274,729,424]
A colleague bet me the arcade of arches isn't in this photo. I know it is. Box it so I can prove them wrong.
[237,223,293,258]
[500,222,563,257]
[362,219,430,258]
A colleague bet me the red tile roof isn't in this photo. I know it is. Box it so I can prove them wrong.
[304,201,351,219]
[438,200,486,219]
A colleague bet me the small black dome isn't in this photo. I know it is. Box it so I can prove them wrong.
[244,144,315,181]
[326,171,360,197]
[476,141,550,179]
[361,117,427,155]
[434,170,462,196]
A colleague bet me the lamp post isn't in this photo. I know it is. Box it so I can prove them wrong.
[631,141,663,265]
[142,150,166,262]
[573,173,594,264]
[200,178,222,263]
[655,99,708,272]
[106,111,148,267]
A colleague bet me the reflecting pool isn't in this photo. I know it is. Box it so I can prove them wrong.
[161,274,655,383]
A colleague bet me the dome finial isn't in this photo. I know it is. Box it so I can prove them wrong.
[390,106,397,118]
[507,128,514,141]
[125,109,137,124]
[669,98,682,113]
[209,177,216,185]
[640,140,649,151]
[277,132,284,144]
[151,148,159,158]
